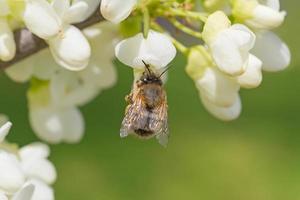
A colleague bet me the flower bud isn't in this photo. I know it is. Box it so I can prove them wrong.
[23,0,62,39]
[100,0,137,24]
[232,0,286,30]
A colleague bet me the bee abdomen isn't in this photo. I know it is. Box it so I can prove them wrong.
[134,129,154,137]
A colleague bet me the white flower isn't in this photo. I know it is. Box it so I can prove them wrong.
[0,122,56,199]
[48,25,91,71]
[23,0,62,39]
[115,30,176,69]
[5,49,60,83]
[7,22,118,144]
[251,31,291,72]
[202,11,256,76]
[232,0,286,30]
[185,47,242,120]
[100,0,137,23]
[27,81,85,144]
[237,54,262,88]
[30,105,85,144]
[200,94,242,121]
[23,0,93,71]
[19,143,57,185]
[0,3,16,61]
[196,67,240,107]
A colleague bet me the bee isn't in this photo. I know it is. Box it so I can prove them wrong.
[120,61,169,146]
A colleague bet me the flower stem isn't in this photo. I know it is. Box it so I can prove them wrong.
[168,8,208,22]
[143,6,150,38]
[168,18,202,39]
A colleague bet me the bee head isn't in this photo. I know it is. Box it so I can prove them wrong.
[141,61,162,85]
[140,74,162,85]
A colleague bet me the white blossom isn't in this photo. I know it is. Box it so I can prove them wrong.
[0,122,56,199]
[30,105,85,144]
[202,11,256,76]
[196,67,240,107]
[15,22,119,144]
[23,0,94,71]
[115,30,176,69]
[232,0,286,30]
[251,31,291,72]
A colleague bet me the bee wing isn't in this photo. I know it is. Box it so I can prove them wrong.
[149,98,169,147]
[120,91,144,138]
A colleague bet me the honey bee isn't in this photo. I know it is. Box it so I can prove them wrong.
[120,61,169,146]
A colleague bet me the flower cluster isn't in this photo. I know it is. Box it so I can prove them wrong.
[6,21,119,143]
[1,0,291,144]
[0,120,56,200]
[100,0,290,121]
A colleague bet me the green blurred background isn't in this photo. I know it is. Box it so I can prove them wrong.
[1,1,300,199]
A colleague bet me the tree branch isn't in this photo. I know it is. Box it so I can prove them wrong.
[0,9,104,70]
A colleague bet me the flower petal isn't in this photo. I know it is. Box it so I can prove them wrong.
[0,121,12,143]
[11,184,35,200]
[49,25,91,71]
[115,30,176,69]
[29,106,84,144]
[26,179,54,200]
[201,94,241,121]
[50,69,100,107]
[23,0,62,39]
[210,34,245,75]
[237,54,262,88]
[196,67,240,107]
[73,0,101,21]
[210,25,255,76]
[63,1,89,24]
[51,0,69,18]
[100,0,137,23]
[202,11,231,44]
[19,143,50,160]
[0,152,25,194]
[21,158,56,185]
[5,49,59,83]
[245,4,285,29]
[263,0,280,11]
[0,193,8,200]
[0,18,16,61]
[230,24,256,50]
[251,31,290,72]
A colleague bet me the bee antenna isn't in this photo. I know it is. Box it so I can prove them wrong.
[142,60,152,75]
[159,65,172,78]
